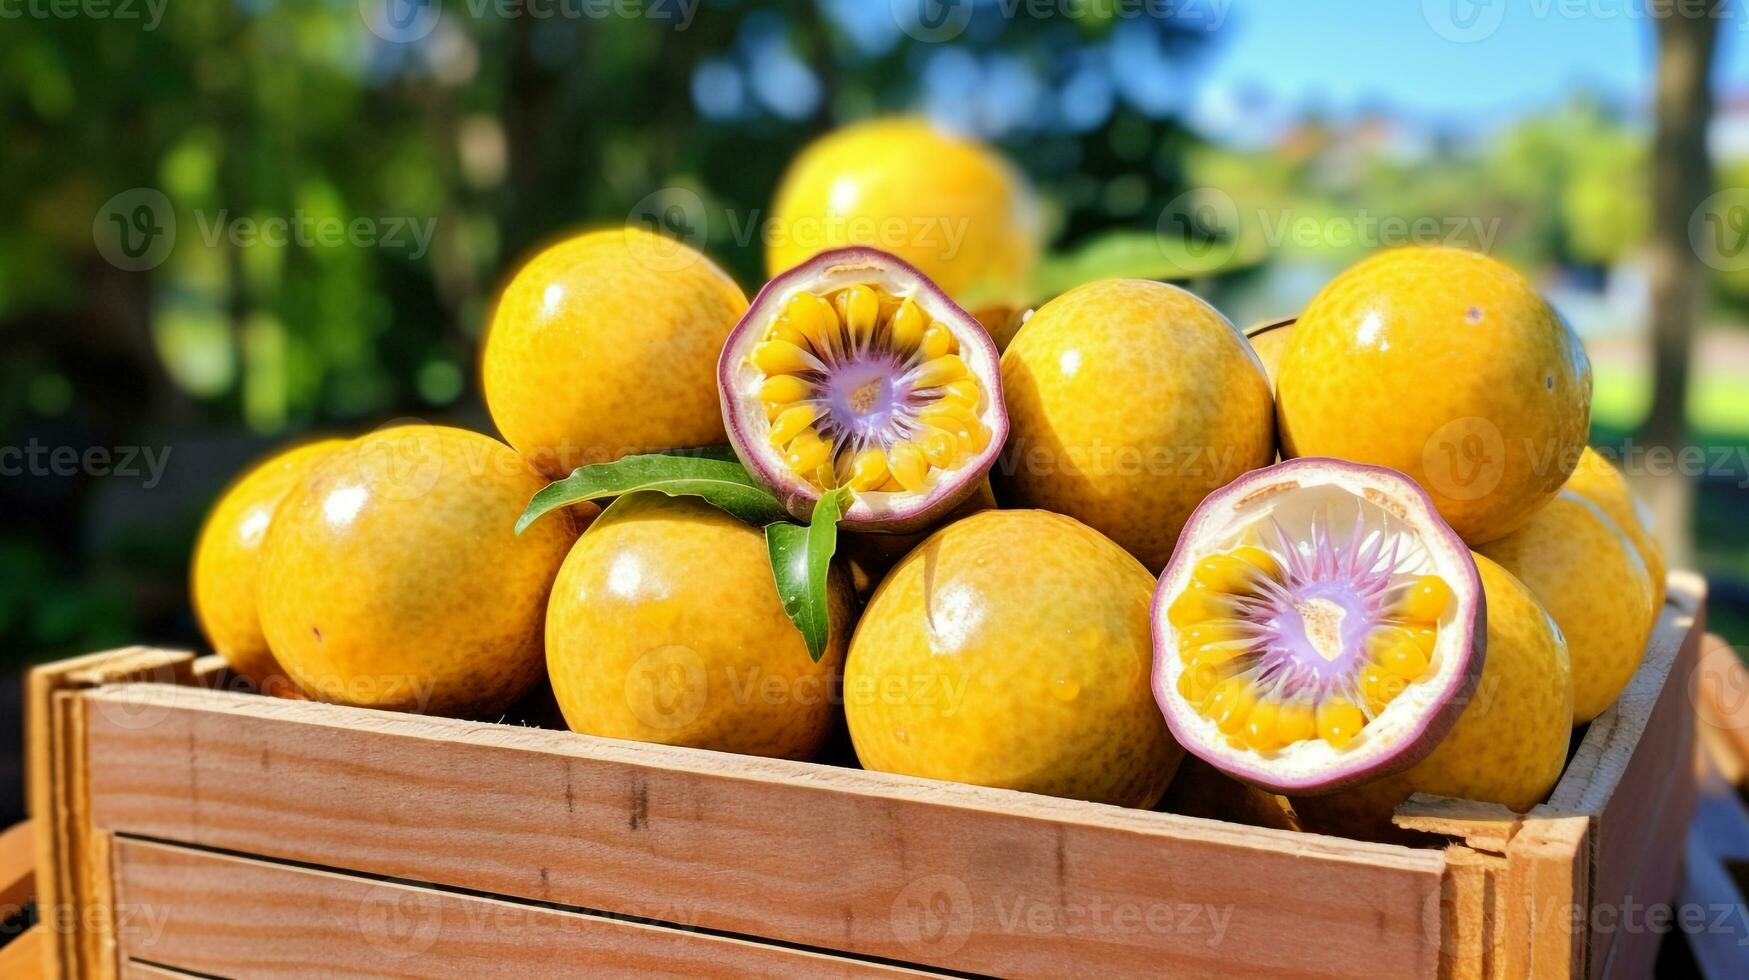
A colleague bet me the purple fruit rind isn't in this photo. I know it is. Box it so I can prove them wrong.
[718,246,1008,533]
[1149,456,1487,796]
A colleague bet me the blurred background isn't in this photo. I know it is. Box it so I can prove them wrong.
[2,0,1747,821]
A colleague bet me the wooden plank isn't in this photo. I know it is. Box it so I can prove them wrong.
[1546,572,1705,979]
[1501,813,1589,979]
[1434,845,1509,980]
[0,926,46,978]
[83,683,1447,979]
[0,821,34,914]
[112,838,933,978]
[120,964,200,980]
[1394,795,1519,855]
[27,648,195,980]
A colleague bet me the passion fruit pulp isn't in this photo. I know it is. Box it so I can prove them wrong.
[718,247,1006,532]
[1151,458,1485,795]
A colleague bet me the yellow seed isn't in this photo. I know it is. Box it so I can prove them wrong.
[836,285,880,345]
[1245,700,1282,751]
[917,426,959,468]
[1277,701,1317,744]
[763,400,787,421]
[767,319,809,349]
[1230,545,1283,582]
[920,324,954,360]
[958,419,990,454]
[937,377,981,410]
[876,477,905,492]
[782,292,835,350]
[767,404,817,446]
[1178,623,1239,652]
[1316,698,1364,748]
[1215,683,1258,736]
[758,375,812,405]
[1167,586,1232,628]
[1381,637,1430,680]
[1177,662,1221,704]
[785,430,831,475]
[1185,642,1246,669]
[917,402,977,432]
[751,340,814,376]
[1360,666,1393,715]
[889,298,929,351]
[910,355,968,389]
[887,443,929,493]
[1407,625,1438,654]
[1399,575,1454,624]
[1193,554,1264,594]
[847,448,890,492]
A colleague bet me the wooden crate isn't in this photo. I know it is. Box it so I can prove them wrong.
[24,574,1708,979]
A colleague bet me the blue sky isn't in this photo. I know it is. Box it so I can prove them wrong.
[1194,0,1749,130]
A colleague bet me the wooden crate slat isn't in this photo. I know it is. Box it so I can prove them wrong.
[83,683,1447,979]
[1548,572,1705,979]
[111,837,935,978]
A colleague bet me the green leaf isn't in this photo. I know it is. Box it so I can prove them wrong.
[517,450,788,533]
[765,487,846,662]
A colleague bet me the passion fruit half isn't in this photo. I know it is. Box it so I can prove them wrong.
[1150,458,1485,795]
[719,247,1007,532]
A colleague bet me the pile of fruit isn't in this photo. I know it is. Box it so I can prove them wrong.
[188,120,1665,842]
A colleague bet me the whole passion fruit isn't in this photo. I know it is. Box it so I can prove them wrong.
[998,278,1275,572]
[1276,246,1592,544]
[1151,458,1485,796]
[718,247,1006,532]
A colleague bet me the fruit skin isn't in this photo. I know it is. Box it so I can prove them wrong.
[997,279,1275,572]
[1565,446,1667,610]
[191,439,346,683]
[841,479,997,602]
[546,494,850,760]
[845,509,1182,807]
[1294,555,1572,839]
[719,246,1008,532]
[483,227,749,477]
[259,426,577,717]
[1242,317,1294,392]
[1479,491,1654,723]
[1276,246,1592,545]
[767,118,1041,308]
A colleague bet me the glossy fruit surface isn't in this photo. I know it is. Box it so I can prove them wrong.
[259,426,577,717]
[1151,458,1484,795]
[720,247,1006,531]
[1276,246,1592,544]
[1479,491,1654,722]
[546,494,849,760]
[1565,446,1666,610]
[1243,317,1294,391]
[998,278,1275,572]
[483,227,749,477]
[191,438,345,682]
[766,118,1041,309]
[1294,555,1572,839]
[845,509,1181,807]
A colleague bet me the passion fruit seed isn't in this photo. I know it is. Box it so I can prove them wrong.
[1166,520,1453,756]
[746,286,991,494]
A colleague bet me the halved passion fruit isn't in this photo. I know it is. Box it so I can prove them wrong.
[1150,458,1485,795]
[719,247,1007,531]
